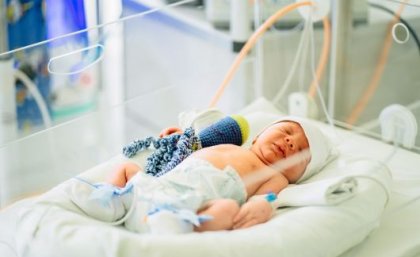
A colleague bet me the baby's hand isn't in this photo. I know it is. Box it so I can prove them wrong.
[232,199,273,229]
[159,126,183,138]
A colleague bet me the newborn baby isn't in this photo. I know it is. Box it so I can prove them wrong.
[71,116,333,233]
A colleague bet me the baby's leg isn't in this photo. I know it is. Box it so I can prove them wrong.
[195,199,240,232]
[70,162,140,223]
[69,179,129,222]
[107,162,141,187]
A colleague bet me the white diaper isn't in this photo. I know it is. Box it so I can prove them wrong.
[71,158,247,233]
[124,158,247,232]
[159,158,247,205]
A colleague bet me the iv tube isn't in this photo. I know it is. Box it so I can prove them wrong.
[209,1,314,108]
[346,0,409,125]
[308,17,330,99]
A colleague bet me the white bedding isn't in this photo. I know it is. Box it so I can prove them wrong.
[1,98,418,257]
[11,154,389,257]
[331,126,420,257]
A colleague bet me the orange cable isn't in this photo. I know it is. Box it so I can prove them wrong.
[209,1,314,108]
[346,0,409,125]
[308,17,331,99]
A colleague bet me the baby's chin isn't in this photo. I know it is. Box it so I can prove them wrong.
[261,151,283,166]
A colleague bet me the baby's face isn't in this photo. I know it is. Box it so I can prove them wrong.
[251,121,310,183]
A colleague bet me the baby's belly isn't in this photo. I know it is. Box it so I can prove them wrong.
[190,147,255,173]
[189,150,266,196]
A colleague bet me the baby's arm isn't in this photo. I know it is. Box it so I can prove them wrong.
[106,162,141,188]
[233,174,288,229]
[253,173,289,195]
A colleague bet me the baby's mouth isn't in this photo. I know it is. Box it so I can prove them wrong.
[274,143,285,158]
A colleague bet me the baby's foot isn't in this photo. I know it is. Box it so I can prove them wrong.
[70,178,132,222]
[147,209,194,235]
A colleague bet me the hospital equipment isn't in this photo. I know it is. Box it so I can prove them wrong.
[204,0,368,28]
[1,0,420,256]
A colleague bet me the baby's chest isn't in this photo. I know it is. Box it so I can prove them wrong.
[223,152,264,174]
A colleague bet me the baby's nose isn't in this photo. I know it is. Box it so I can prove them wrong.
[285,137,295,150]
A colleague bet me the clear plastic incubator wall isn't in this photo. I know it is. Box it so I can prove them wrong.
[0,0,420,257]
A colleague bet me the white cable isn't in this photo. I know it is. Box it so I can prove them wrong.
[253,0,264,98]
[353,175,390,204]
[308,12,335,130]
[341,189,420,255]
[273,18,310,104]
[327,0,339,120]
[14,69,52,128]
[298,18,310,93]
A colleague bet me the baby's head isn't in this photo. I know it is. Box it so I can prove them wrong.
[251,116,334,183]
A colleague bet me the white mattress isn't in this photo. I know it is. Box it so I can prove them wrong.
[337,130,420,257]
[1,102,420,257]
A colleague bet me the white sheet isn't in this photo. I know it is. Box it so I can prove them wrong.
[8,118,391,257]
[12,160,389,257]
[336,139,420,257]
[275,175,358,207]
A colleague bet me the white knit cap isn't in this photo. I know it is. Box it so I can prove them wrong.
[258,116,335,183]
